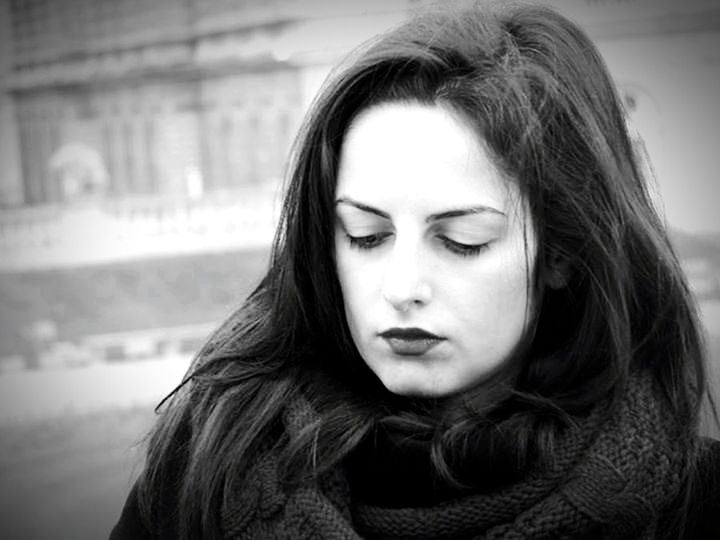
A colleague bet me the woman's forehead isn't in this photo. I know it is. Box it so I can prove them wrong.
[342,102,487,169]
[336,102,522,217]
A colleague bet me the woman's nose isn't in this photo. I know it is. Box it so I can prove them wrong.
[381,239,432,311]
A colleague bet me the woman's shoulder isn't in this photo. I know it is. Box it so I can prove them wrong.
[675,437,720,539]
[697,435,720,474]
[108,401,289,540]
[693,436,720,501]
[109,482,160,540]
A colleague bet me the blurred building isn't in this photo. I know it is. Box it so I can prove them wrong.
[0,0,412,205]
[0,0,719,270]
[0,0,415,268]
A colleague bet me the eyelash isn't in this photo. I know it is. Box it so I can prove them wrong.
[345,233,489,257]
[346,232,391,250]
[439,236,490,257]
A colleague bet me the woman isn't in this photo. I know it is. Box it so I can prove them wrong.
[111,2,720,538]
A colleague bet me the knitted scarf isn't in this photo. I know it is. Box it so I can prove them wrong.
[220,371,695,539]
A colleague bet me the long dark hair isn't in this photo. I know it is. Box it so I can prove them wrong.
[137,2,709,538]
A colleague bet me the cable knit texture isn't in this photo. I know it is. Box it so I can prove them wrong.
[219,372,695,539]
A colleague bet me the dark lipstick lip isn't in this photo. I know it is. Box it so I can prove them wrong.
[378,327,444,340]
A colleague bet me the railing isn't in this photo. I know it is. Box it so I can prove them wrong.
[0,186,281,271]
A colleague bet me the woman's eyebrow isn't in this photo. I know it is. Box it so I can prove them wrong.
[335,197,390,219]
[427,206,506,223]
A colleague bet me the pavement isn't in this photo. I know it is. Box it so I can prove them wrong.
[0,354,192,425]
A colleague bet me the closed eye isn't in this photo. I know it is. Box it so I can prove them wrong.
[346,232,392,250]
[438,235,490,257]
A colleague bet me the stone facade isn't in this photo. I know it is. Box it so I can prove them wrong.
[1,0,409,206]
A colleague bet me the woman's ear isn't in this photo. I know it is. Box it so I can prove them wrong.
[543,249,572,289]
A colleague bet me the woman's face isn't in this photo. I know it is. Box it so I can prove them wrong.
[334,102,537,398]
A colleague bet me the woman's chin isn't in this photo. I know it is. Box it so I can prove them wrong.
[378,373,456,399]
